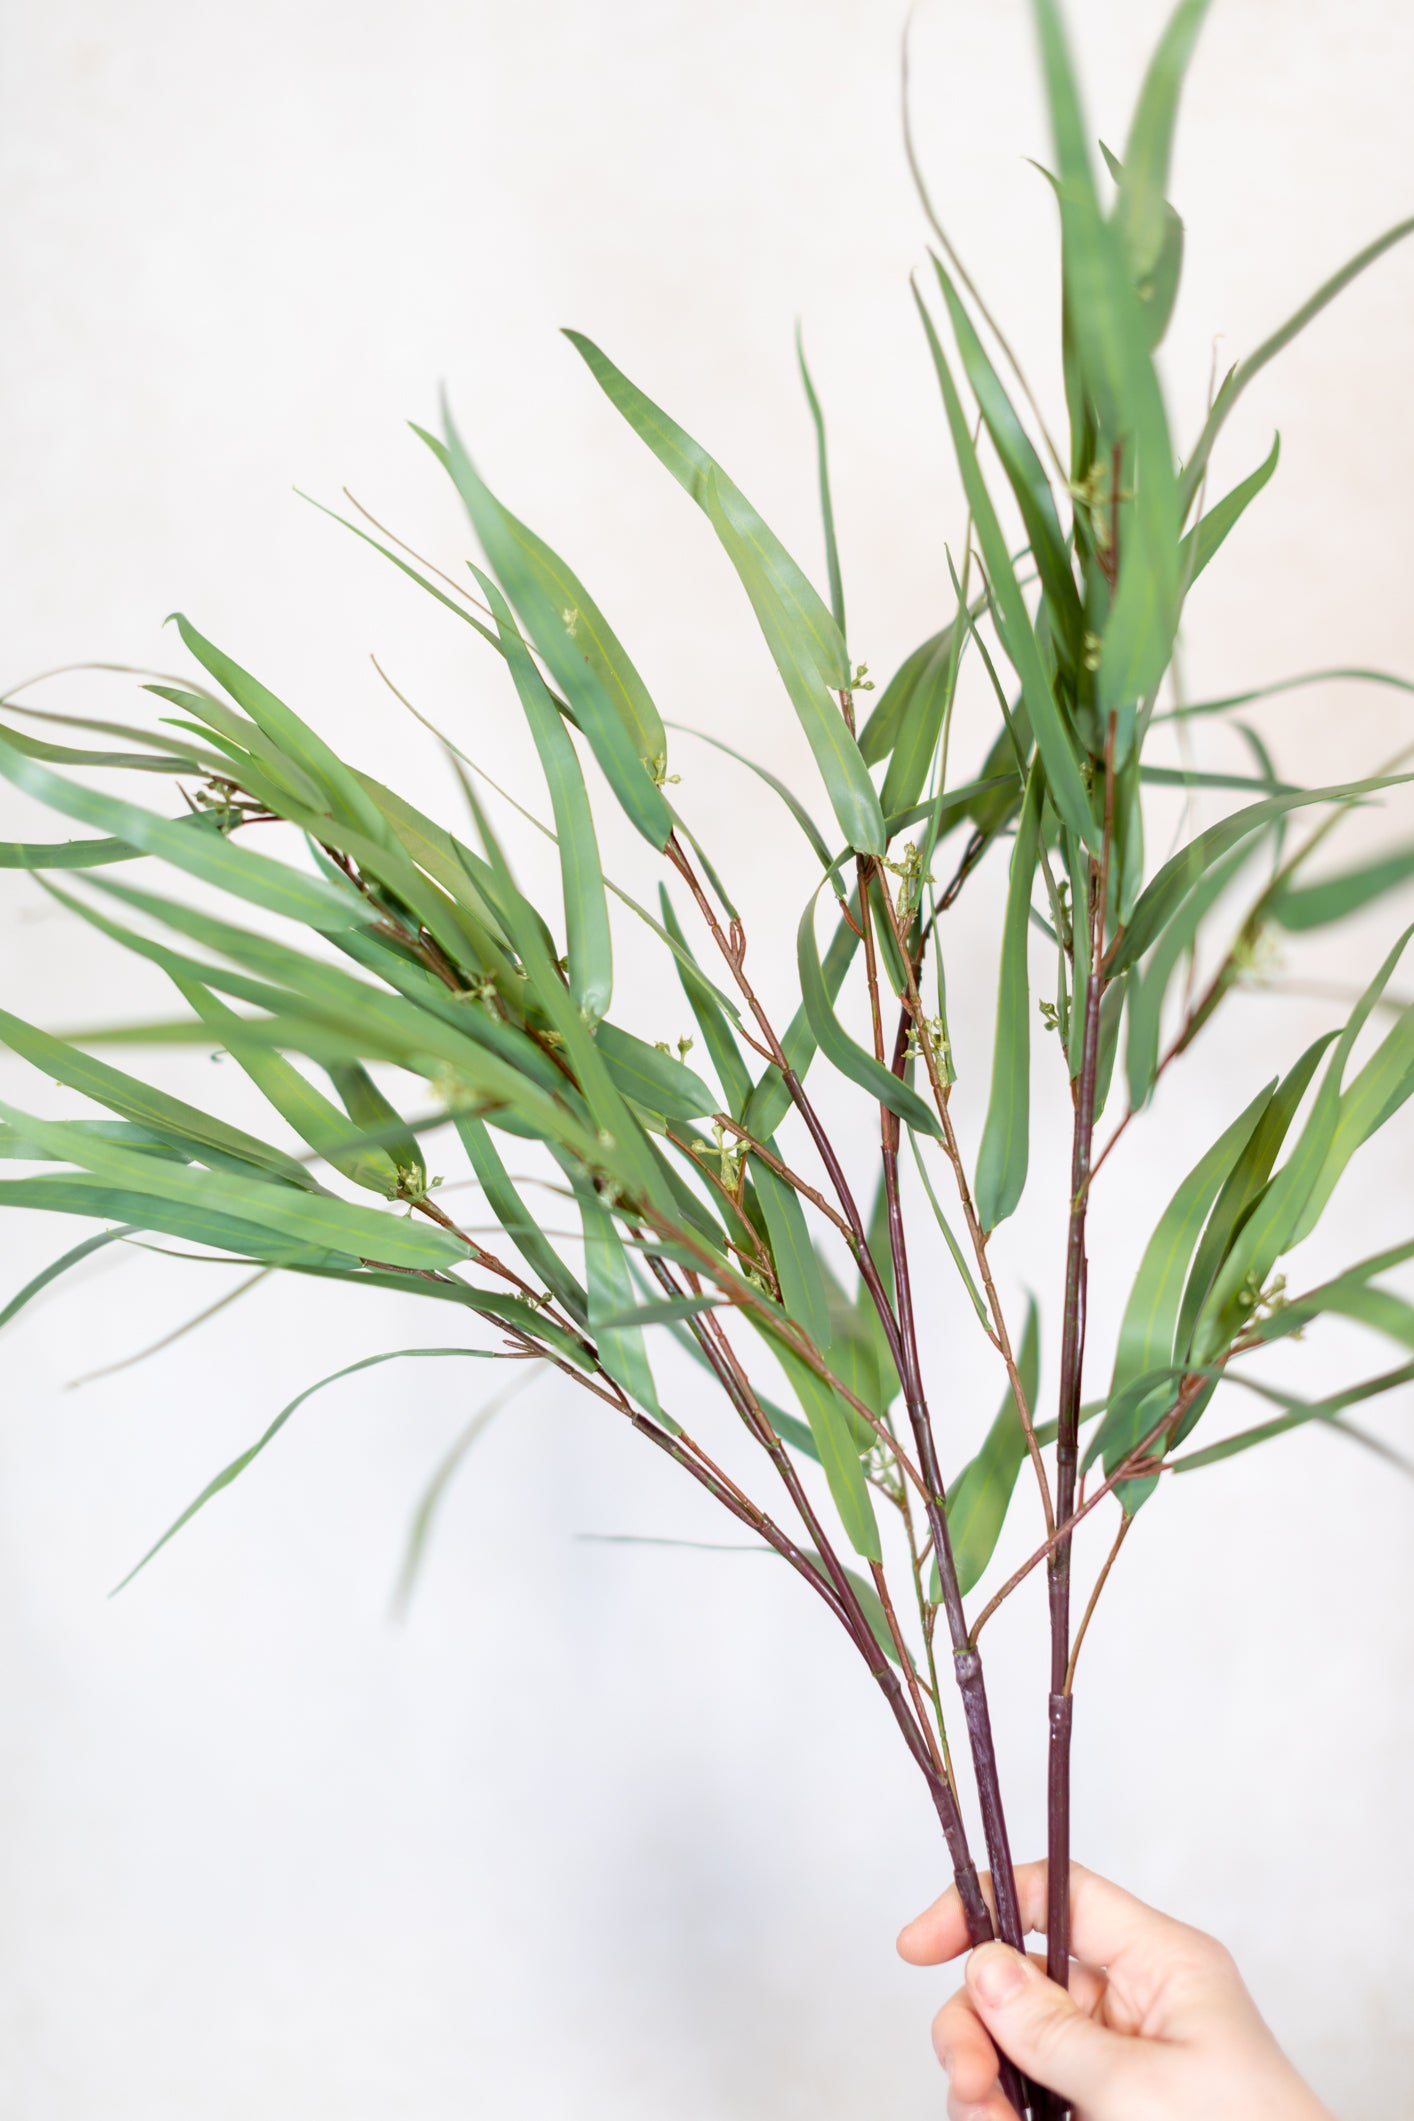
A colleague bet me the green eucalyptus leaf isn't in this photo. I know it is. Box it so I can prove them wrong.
[0,834,144,870]
[1171,1358,1414,1474]
[564,331,849,696]
[169,616,392,841]
[171,975,403,1197]
[1108,773,1414,977]
[1179,433,1280,588]
[754,1161,833,1353]
[933,260,1082,675]
[0,1174,361,1268]
[880,592,971,819]
[0,1002,314,1187]
[471,564,613,1025]
[0,1226,129,1331]
[0,1097,468,1273]
[429,411,673,850]
[1114,0,1212,285]
[1180,213,1414,516]
[0,732,359,932]
[945,1298,1041,1594]
[700,466,884,856]
[1098,1079,1273,1482]
[795,326,847,641]
[1271,846,1414,931]
[775,1347,881,1564]
[1175,1031,1336,1364]
[796,889,942,1138]
[578,1187,669,1424]
[1195,928,1414,1355]
[113,1347,510,1593]
[1032,0,1182,720]
[976,764,1044,1229]
[455,1114,588,1326]
[913,286,1097,852]
[595,1021,718,1123]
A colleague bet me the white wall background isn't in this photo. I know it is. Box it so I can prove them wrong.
[1,1,1412,2115]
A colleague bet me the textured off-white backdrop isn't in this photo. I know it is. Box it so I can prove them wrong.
[1,2,1412,2116]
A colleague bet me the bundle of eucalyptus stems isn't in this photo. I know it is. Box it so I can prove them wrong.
[2,3,1411,2116]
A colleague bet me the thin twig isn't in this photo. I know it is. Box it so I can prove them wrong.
[1063,1511,1132,1696]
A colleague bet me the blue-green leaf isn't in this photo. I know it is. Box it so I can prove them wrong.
[1114,0,1213,285]
[913,286,1097,849]
[579,1188,668,1424]
[975,764,1044,1229]
[113,1347,510,1592]
[1179,434,1280,587]
[795,327,847,641]
[1271,845,1414,931]
[1032,0,1182,717]
[0,732,359,931]
[933,260,1082,672]
[1097,1080,1273,1479]
[775,1347,881,1563]
[700,468,883,856]
[796,890,941,1138]
[471,564,613,1024]
[945,1298,1041,1594]
[430,411,673,850]
[1108,773,1414,977]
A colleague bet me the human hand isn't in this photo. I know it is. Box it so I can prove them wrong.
[896,1860,1333,2121]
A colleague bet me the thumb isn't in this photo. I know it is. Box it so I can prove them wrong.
[965,1942,1131,2110]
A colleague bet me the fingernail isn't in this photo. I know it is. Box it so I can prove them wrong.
[966,1941,1028,2006]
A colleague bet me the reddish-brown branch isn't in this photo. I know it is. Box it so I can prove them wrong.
[1046,713,1117,2020]
[1063,1510,1132,1695]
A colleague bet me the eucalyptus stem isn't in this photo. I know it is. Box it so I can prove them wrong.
[1045,721,1117,2031]
[858,859,1033,2022]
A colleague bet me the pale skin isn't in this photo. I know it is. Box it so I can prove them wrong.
[896,1861,1335,2121]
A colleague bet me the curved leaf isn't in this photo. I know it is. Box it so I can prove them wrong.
[1099,1079,1273,1478]
[430,412,673,850]
[578,1187,667,1424]
[1032,0,1181,719]
[933,260,1082,674]
[700,467,884,856]
[1180,213,1414,515]
[1114,0,1213,284]
[795,327,847,641]
[564,330,849,696]
[1179,433,1280,586]
[913,287,1097,848]
[595,1022,717,1122]
[1108,772,1414,977]
[796,891,941,1138]
[945,1298,1041,1595]
[0,1097,469,1273]
[1271,845,1414,932]
[0,1001,313,1187]
[113,1347,510,1593]
[0,1226,128,1332]
[0,732,359,932]
[472,564,613,1024]
[775,1347,881,1563]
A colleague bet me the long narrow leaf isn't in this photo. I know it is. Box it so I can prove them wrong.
[472,564,613,1023]
[975,764,1044,1229]
[913,286,1097,849]
[113,1347,511,1593]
